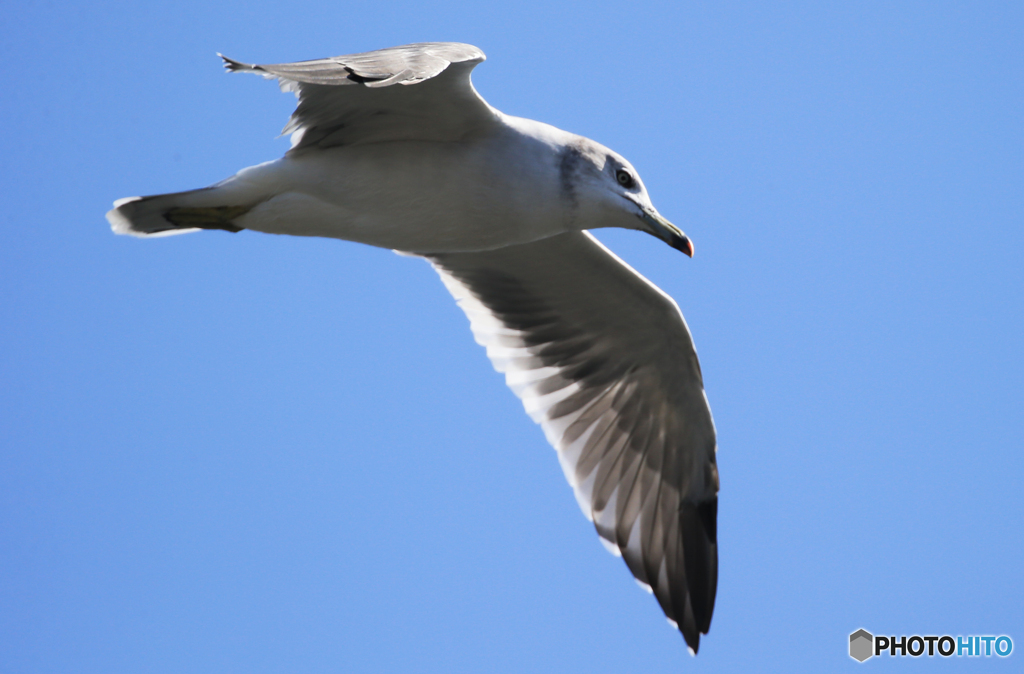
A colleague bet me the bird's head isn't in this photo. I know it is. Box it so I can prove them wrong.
[559,139,693,257]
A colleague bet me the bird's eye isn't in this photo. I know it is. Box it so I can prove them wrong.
[615,169,635,188]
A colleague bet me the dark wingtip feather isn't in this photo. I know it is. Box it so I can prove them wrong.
[681,497,718,633]
[218,53,259,73]
[662,497,718,653]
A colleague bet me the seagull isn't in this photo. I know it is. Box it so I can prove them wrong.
[107,42,719,653]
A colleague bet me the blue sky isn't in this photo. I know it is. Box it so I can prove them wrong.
[2,1,1021,672]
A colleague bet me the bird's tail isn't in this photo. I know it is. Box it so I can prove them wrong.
[107,182,260,238]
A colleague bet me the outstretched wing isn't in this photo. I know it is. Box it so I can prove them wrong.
[222,42,495,149]
[426,232,719,652]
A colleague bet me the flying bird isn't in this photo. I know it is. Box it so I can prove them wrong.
[107,42,719,653]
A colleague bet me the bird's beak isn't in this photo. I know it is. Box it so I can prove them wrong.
[639,209,693,257]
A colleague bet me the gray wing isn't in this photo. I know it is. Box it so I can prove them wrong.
[427,232,719,652]
[222,42,495,149]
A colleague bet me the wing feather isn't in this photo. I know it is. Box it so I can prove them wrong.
[221,42,495,149]
[426,231,719,652]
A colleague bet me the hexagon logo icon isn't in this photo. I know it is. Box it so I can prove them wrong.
[850,629,874,662]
